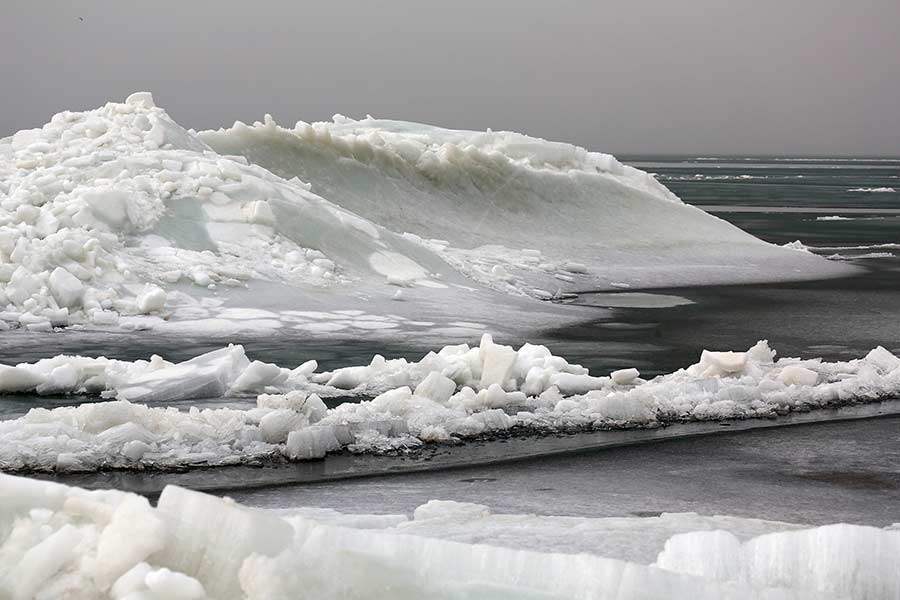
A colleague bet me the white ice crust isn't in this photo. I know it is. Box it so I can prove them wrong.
[1,337,898,471]
[1,474,897,599]
[0,94,849,333]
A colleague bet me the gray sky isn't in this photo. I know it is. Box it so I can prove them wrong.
[4,1,899,156]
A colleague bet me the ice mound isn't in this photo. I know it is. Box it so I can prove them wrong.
[201,113,851,296]
[0,93,461,330]
[0,93,853,331]
[2,474,897,599]
[2,337,899,471]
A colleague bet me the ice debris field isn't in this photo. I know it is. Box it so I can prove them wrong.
[2,335,899,471]
[2,473,899,600]
[0,92,851,335]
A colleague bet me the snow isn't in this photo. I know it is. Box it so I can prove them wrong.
[1,473,896,599]
[2,337,899,472]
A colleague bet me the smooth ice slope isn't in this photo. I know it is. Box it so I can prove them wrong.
[2,338,898,471]
[2,474,897,599]
[201,115,851,295]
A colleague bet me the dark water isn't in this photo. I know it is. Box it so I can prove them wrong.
[626,155,900,247]
[231,414,900,526]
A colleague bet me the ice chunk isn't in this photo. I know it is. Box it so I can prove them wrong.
[48,267,84,309]
[230,360,287,393]
[258,409,306,443]
[865,346,900,374]
[479,335,518,389]
[778,365,818,387]
[6,524,82,599]
[126,91,156,107]
[689,350,748,377]
[0,365,45,393]
[144,568,206,600]
[610,368,640,385]
[95,496,167,588]
[154,485,292,600]
[656,524,900,599]
[136,285,167,313]
[285,426,341,460]
[414,371,457,403]
[116,345,250,402]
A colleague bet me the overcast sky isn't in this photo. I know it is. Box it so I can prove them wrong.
[4,1,899,156]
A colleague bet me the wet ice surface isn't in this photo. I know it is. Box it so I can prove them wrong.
[229,415,900,527]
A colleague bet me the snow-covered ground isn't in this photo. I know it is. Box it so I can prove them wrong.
[2,473,897,599]
[0,93,850,335]
[2,336,898,472]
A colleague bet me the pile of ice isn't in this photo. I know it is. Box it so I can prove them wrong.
[2,474,898,599]
[2,336,899,471]
[0,93,461,332]
[0,93,854,330]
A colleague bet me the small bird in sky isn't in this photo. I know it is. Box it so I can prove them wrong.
[78,17,84,22]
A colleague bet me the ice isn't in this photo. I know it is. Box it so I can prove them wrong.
[154,485,292,600]
[414,371,457,403]
[135,285,167,314]
[865,346,900,374]
[0,94,460,330]
[656,525,900,599]
[1,473,892,599]
[201,112,851,300]
[610,368,640,385]
[0,93,852,336]
[777,365,819,386]
[285,426,341,459]
[143,568,206,600]
[48,267,84,309]
[115,345,252,402]
[1,339,899,472]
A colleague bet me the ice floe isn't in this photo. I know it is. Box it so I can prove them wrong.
[1,474,897,599]
[1,337,899,471]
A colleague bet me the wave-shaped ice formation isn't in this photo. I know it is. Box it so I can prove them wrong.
[2,474,897,599]
[2,336,898,471]
[200,114,852,297]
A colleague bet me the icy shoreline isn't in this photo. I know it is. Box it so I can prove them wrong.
[1,473,897,599]
[2,336,898,472]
